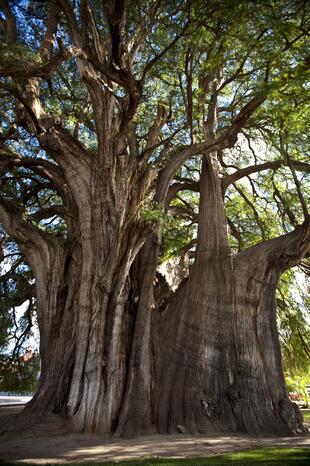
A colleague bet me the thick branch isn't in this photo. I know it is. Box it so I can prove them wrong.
[167,180,199,205]
[30,205,65,222]
[103,0,126,69]
[237,220,310,271]
[0,54,67,81]
[39,0,59,61]
[0,0,16,45]
[0,148,67,196]
[0,197,65,275]
[145,102,170,152]
[0,197,59,246]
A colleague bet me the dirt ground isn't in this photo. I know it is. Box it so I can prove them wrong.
[0,405,309,464]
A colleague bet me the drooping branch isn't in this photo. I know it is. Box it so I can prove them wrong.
[1,299,34,366]
[0,277,35,308]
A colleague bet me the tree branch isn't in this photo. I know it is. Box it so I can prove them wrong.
[166,180,199,205]
[222,161,282,192]
[237,220,310,271]
[0,148,67,196]
[155,93,266,204]
[30,205,65,222]
[141,20,190,82]
[0,195,68,301]
[0,0,16,45]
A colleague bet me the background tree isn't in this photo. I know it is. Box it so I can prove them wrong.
[0,230,39,393]
[0,0,309,436]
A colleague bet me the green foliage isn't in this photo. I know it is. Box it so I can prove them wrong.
[0,43,41,64]
[0,235,39,394]
[140,202,170,229]
[286,370,310,408]
[141,195,197,263]
[278,269,310,378]
[302,411,310,422]
[0,351,40,394]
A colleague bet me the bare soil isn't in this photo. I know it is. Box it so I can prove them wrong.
[0,405,309,464]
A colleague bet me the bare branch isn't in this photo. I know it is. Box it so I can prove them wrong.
[141,20,190,82]
[222,161,282,192]
[0,0,16,45]
[155,93,266,204]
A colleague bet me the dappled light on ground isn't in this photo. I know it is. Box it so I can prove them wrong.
[0,432,309,464]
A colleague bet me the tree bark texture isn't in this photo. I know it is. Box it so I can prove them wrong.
[10,153,306,438]
[1,0,309,439]
[153,154,309,436]
[7,142,156,435]
[154,245,307,435]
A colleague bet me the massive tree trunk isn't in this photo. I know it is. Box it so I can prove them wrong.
[1,0,309,440]
[153,153,309,436]
[0,140,154,434]
[154,244,307,435]
[2,147,308,438]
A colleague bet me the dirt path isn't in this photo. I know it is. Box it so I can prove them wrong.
[0,406,309,464]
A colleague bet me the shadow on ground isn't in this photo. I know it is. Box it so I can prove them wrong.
[0,405,309,464]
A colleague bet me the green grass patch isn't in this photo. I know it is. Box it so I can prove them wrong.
[1,447,310,465]
[302,411,310,422]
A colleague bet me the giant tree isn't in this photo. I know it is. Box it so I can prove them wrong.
[0,0,309,437]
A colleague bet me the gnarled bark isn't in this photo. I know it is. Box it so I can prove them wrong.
[153,154,309,435]
[1,0,309,440]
